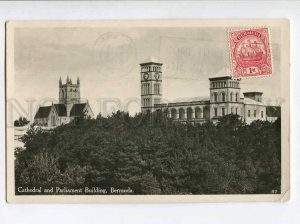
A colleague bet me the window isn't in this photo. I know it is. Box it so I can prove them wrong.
[236,93,238,102]
[254,110,256,117]
[171,109,177,119]
[195,107,202,119]
[179,108,185,119]
[231,107,233,114]
[222,108,225,116]
[214,108,218,117]
[214,93,218,102]
[261,111,264,118]
[222,92,225,102]
[230,92,233,101]
[187,108,193,120]
[144,98,150,107]
[248,110,250,117]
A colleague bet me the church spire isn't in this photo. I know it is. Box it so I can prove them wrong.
[70,77,72,85]
[77,77,80,85]
[59,76,62,87]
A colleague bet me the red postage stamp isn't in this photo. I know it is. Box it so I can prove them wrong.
[228,28,272,78]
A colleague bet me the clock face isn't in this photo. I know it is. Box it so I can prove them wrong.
[143,73,149,80]
[154,72,160,80]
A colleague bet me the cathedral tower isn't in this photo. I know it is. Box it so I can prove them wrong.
[59,76,81,116]
[140,57,163,113]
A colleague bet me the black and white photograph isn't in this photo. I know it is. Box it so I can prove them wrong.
[5,20,290,203]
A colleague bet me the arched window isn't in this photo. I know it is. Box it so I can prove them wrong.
[187,108,193,120]
[195,107,202,119]
[171,109,177,119]
[222,92,226,102]
[230,92,233,101]
[179,108,185,119]
[213,92,218,102]
[235,93,238,101]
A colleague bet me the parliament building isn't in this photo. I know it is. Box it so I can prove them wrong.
[34,77,94,127]
[140,57,280,124]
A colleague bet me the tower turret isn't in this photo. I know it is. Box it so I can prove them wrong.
[59,76,62,87]
[77,77,80,85]
[209,76,241,121]
[59,76,81,116]
[140,56,163,113]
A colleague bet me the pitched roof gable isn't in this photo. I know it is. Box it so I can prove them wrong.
[34,106,52,119]
[70,103,88,117]
[54,104,67,117]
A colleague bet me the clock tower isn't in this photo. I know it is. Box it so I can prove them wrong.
[140,56,163,113]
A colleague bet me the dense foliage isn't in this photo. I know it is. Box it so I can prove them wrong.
[15,112,281,195]
[14,116,30,127]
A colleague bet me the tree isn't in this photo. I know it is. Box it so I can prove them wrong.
[15,112,281,195]
[14,116,30,127]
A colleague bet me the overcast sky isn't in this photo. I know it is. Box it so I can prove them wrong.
[13,26,282,119]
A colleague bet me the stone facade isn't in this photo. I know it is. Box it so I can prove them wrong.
[140,58,280,124]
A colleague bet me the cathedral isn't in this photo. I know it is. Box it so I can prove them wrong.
[34,76,94,127]
[140,57,280,124]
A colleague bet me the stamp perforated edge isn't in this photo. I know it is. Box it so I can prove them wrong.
[227,26,273,80]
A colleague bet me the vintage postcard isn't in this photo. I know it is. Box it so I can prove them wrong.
[6,20,290,203]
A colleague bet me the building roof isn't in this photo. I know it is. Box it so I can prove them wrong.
[54,104,67,117]
[242,97,264,105]
[34,106,52,119]
[140,56,162,65]
[209,66,232,80]
[70,103,88,117]
[243,92,263,95]
[172,96,210,103]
